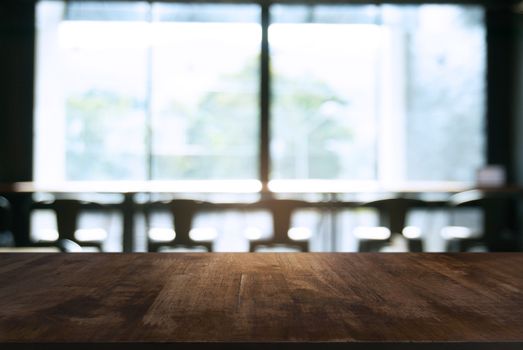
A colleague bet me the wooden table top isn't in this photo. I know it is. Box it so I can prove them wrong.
[1,253,522,349]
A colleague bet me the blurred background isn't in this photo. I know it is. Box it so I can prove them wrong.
[1,0,523,253]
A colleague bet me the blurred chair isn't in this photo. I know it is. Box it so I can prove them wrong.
[354,198,426,252]
[248,199,310,252]
[441,190,512,252]
[0,196,14,247]
[147,199,215,252]
[32,199,109,252]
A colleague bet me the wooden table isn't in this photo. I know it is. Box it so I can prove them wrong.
[1,253,522,349]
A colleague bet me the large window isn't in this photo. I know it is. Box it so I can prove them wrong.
[35,1,486,187]
[35,1,260,182]
[270,4,485,184]
[150,4,260,180]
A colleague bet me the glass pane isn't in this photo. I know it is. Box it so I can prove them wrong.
[35,1,148,181]
[36,2,260,182]
[270,4,486,184]
[390,5,486,182]
[270,5,381,180]
[150,4,260,180]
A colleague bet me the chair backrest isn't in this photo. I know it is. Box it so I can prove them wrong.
[0,196,11,233]
[147,199,213,251]
[248,199,310,251]
[360,197,426,235]
[447,190,513,250]
[33,199,106,248]
[449,190,487,207]
[49,199,83,242]
[0,196,14,247]
[170,199,209,247]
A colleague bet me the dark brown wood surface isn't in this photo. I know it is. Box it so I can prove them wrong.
[0,253,522,349]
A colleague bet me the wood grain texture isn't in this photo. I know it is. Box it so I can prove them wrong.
[0,253,522,349]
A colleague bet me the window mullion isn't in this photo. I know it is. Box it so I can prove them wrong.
[260,2,271,194]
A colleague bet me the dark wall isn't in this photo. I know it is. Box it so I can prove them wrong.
[0,1,34,182]
[515,12,523,183]
[0,1,35,245]
[486,8,519,183]
[515,11,523,250]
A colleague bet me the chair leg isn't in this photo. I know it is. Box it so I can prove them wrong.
[203,242,213,252]
[445,239,458,252]
[407,239,423,252]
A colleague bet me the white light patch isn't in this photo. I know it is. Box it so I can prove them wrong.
[189,228,218,241]
[353,226,391,240]
[441,226,472,239]
[288,227,312,241]
[75,228,107,242]
[37,229,59,242]
[402,226,422,239]
[149,227,175,242]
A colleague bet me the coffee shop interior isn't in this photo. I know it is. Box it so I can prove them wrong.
[1,0,523,254]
